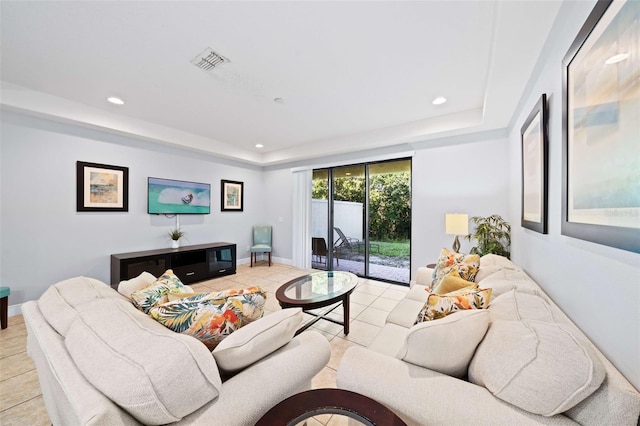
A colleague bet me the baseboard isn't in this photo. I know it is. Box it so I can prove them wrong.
[238,256,292,266]
[7,303,22,318]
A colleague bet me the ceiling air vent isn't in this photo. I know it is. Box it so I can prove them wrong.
[191,48,229,71]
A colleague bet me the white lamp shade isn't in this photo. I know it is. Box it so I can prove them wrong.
[445,213,469,235]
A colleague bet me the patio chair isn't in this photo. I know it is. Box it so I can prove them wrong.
[333,227,363,258]
[312,237,339,266]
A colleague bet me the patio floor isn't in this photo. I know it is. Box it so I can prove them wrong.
[312,257,410,285]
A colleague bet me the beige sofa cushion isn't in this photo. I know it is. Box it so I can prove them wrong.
[65,297,222,425]
[469,319,605,416]
[385,298,427,328]
[213,308,302,374]
[398,309,490,378]
[117,271,157,299]
[490,290,555,322]
[37,276,125,337]
[479,268,539,298]
[479,254,521,270]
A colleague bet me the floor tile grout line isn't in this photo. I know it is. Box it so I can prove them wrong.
[1,367,36,384]
[0,385,42,413]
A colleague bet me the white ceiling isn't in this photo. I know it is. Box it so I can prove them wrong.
[0,1,561,166]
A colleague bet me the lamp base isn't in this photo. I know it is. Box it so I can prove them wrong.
[452,235,461,253]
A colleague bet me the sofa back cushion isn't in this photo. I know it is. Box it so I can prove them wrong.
[478,268,539,298]
[64,297,222,425]
[213,308,302,374]
[398,309,489,378]
[38,276,125,337]
[470,290,607,418]
[117,271,157,299]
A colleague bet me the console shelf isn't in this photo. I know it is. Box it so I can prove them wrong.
[111,242,236,289]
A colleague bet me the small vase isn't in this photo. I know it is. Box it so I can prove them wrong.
[171,239,180,249]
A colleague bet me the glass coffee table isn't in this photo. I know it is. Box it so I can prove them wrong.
[275,271,358,335]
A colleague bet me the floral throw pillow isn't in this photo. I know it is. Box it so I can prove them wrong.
[130,269,190,314]
[148,287,267,350]
[415,287,492,323]
[431,268,478,295]
[431,248,480,285]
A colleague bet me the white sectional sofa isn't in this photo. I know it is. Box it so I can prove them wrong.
[337,254,640,425]
[22,276,331,425]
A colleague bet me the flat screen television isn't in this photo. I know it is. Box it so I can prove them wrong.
[148,177,211,214]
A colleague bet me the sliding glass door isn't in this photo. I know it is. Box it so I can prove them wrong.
[311,158,411,285]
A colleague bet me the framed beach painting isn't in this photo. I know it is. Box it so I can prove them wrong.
[221,179,244,212]
[521,94,548,234]
[561,0,640,253]
[76,161,128,212]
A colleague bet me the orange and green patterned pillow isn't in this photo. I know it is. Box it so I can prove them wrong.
[130,269,191,314]
[415,287,492,323]
[148,287,267,350]
[431,268,479,295]
[431,248,480,285]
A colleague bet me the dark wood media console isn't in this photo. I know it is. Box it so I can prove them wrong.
[110,242,236,289]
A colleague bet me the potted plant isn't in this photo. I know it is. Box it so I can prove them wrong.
[168,228,185,249]
[465,214,511,259]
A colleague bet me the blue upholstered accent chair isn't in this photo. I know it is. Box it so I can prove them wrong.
[0,286,10,329]
[251,226,272,267]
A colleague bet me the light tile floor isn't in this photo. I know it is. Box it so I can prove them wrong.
[0,262,408,425]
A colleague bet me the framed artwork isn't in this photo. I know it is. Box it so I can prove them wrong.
[76,161,128,212]
[221,179,244,212]
[521,94,549,234]
[562,0,639,253]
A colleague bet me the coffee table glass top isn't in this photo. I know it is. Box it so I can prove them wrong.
[282,271,357,303]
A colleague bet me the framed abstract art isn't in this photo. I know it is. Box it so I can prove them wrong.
[76,161,128,212]
[561,0,639,253]
[521,94,549,234]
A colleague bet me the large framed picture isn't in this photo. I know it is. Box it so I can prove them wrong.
[521,94,548,234]
[221,179,244,212]
[76,161,128,212]
[562,0,639,253]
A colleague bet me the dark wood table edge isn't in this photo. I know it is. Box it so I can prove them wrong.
[255,388,407,426]
[275,272,357,335]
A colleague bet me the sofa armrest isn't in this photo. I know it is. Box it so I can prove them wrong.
[336,346,575,426]
[413,266,434,288]
[183,331,331,425]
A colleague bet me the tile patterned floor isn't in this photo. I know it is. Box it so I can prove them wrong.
[0,262,408,425]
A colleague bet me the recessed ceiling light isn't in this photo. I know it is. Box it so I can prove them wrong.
[604,53,630,65]
[255,144,264,148]
[107,96,124,105]
[432,96,447,105]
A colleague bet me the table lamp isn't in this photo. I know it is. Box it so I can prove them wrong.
[445,213,469,253]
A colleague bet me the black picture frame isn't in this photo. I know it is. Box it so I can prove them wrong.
[561,0,640,253]
[521,94,549,234]
[221,179,244,212]
[76,161,129,212]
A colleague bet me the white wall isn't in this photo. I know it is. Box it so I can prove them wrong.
[261,168,293,262]
[312,199,364,243]
[411,137,510,279]
[506,0,640,389]
[0,112,266,306]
